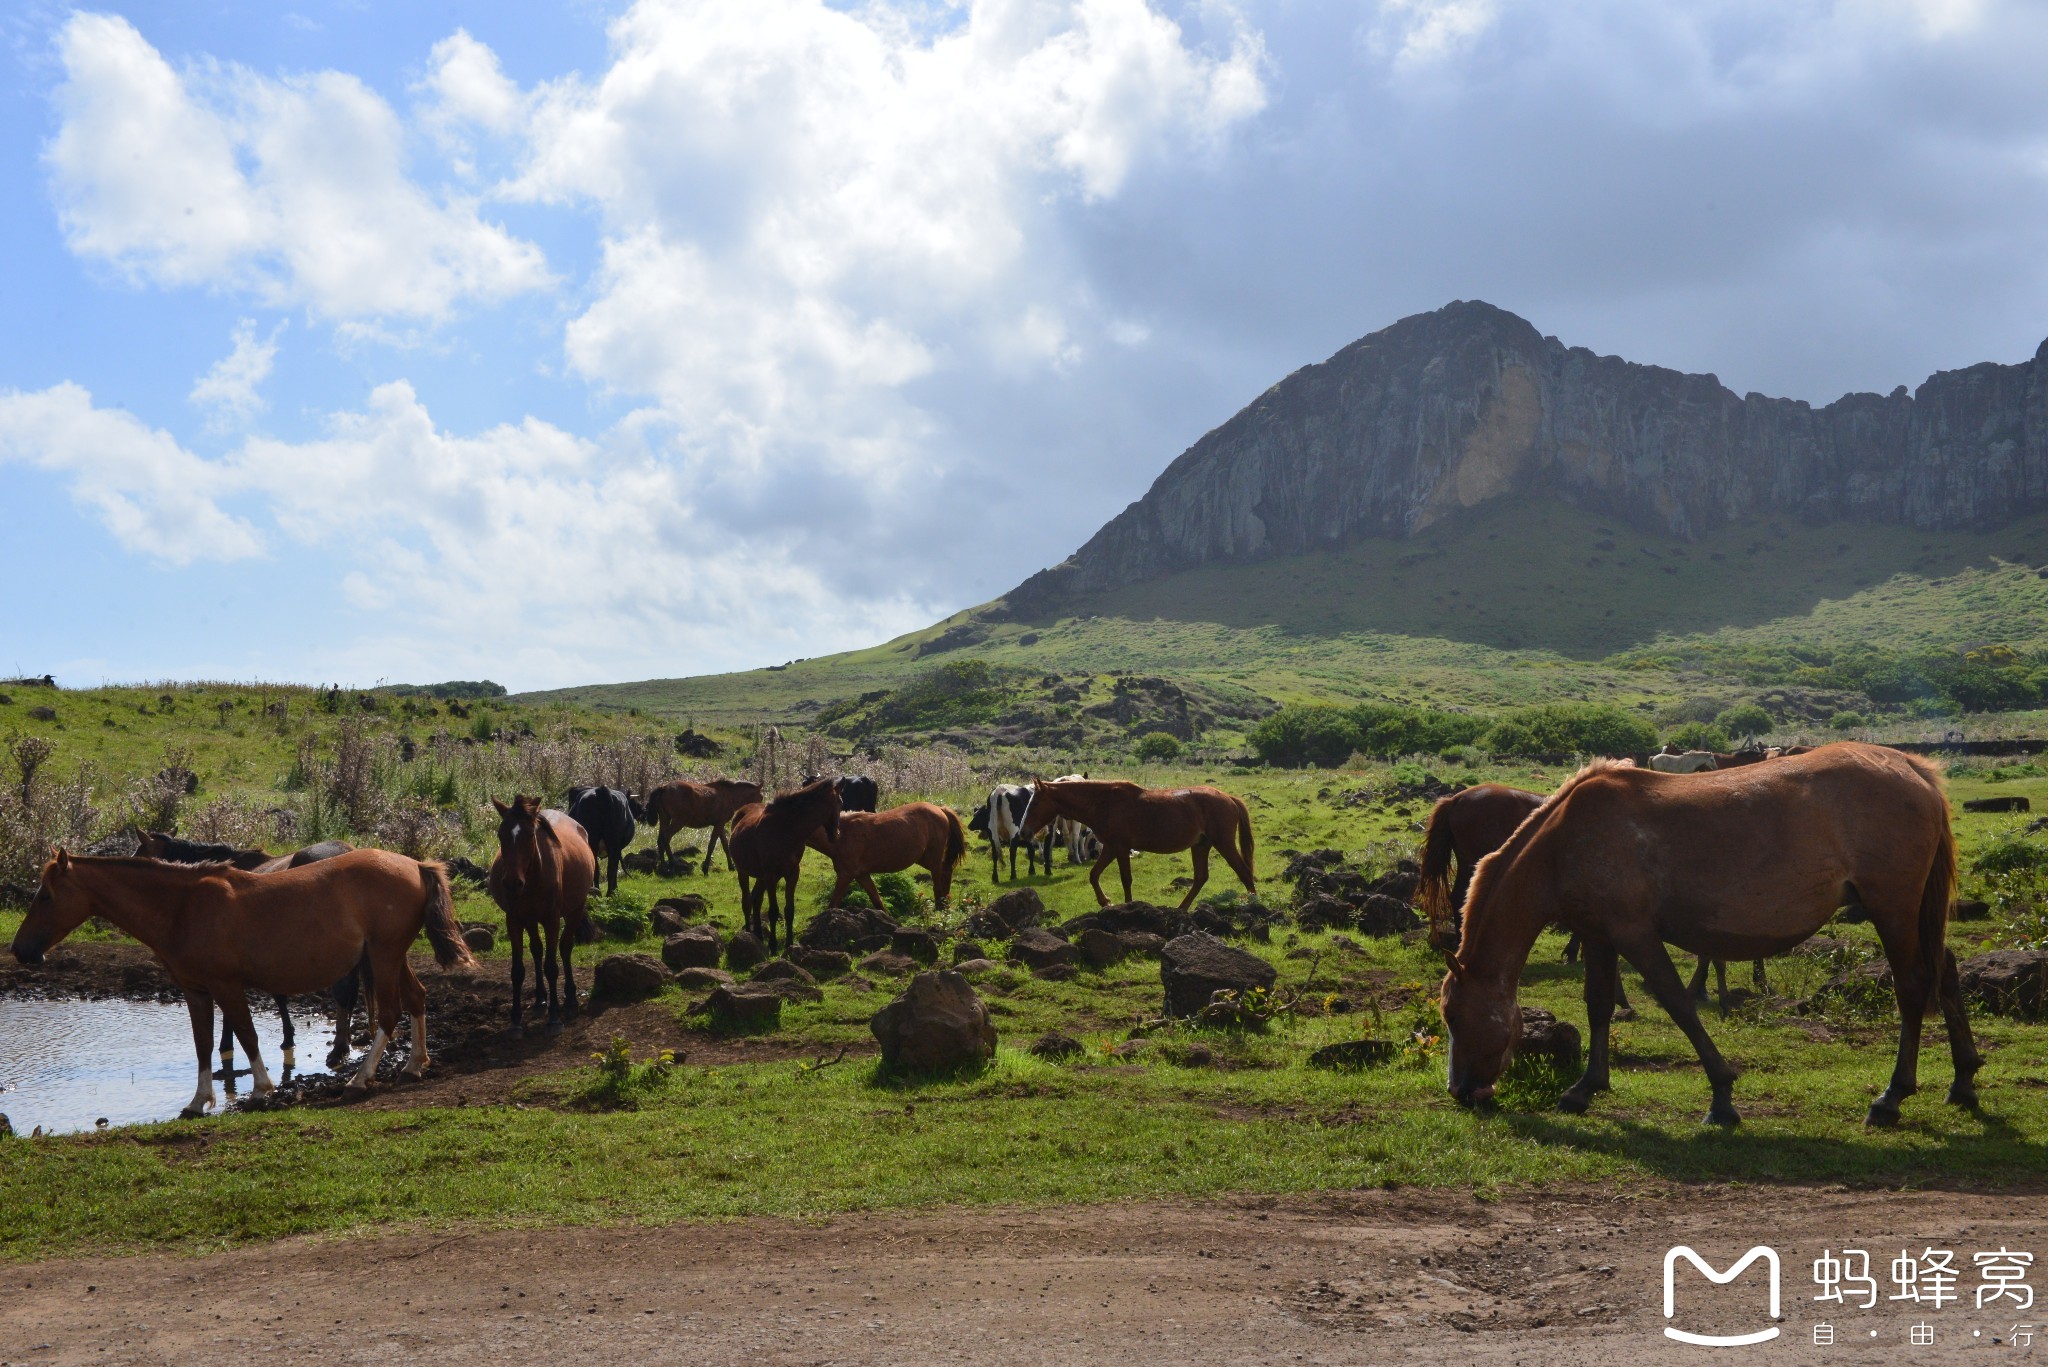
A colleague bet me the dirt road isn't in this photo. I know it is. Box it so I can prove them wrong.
[4,1185,2042,1365]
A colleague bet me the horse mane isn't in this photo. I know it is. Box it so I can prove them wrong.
[767,778,837,812]
[1454,759,1632,964]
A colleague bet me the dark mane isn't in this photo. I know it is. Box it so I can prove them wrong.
[1455,759,1633,963]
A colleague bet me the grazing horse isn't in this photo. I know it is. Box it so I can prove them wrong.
[972,784,1054,880]
[803,772,880,814]
[1019,778,1255,910]
[10,850,471,1116]
[806,802,966,909]
[489,796,597,1037]
[1042,772,1099,865]
[567,785,639,895]
[1416,785,1544,951]
[1439,743,1979,1127]
[729,780,842,951]
[643,778,763,873]
[134,830,360,1071]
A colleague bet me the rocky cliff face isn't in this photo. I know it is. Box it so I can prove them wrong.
[1006,301,2048,609]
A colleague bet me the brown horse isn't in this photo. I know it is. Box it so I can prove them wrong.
[643,778,763,873]
[1440,743,1978,1127]
[134,830,361,1072]
[806,802,966,909]
[1417,784,1544,951]
[728,780,842,951]
[1019,779,1255,910]
[488,795,598,1037]
[10,850,470,1116]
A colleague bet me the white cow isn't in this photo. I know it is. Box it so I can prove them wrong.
[1045,772,1100,864]
[1649,749,1718,774]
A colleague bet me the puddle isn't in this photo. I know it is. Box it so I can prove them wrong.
[0,997,336,1135]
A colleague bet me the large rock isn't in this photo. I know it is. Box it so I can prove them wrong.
[1029,1031,1085,1061]
[1074,927,1130,968]
[1958,950,2048,1019]
[1008,927,1075,972]
[649,906,690,938]
[891,928,940,964]
[654,892,710,920]
[661,926,722,970]
[1058,902,1191,941]
[1294,895,1353,933]
[461,925,496,953]
[1353,894,1421,938]
[673,966,736,989]
[870,970,997,1074]
[753,958,818,987]
[1159,932,1276,1019]
[697,983,783,1030]
[859,950,918,977]
[1515,1006,1582,1071]
[790,946,853,978]
[1001,299,2048,614]
[725,930,768,972]
[966,888,1047,940]
[800,905,900,951]
[592,954,668,1002]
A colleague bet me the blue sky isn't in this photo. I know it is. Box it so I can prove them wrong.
[3,0,2046,690]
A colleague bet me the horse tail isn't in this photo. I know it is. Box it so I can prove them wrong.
[1417,798,1458,944]
[419,862,474,968]
[944,807,966,870]
[1915,783,1957,994]
[1235,798,1255,883]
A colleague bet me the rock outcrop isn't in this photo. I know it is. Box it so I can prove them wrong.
[1004,300,2048,608]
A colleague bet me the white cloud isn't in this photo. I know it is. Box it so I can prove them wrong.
[47,12,551,320]
[0,383,263,563]
[1369,0,1503,66]
[189,318,283,424]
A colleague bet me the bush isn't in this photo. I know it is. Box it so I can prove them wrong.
[1716,703,1774,737]
[571,1035,677,1110]
[1247,702,1483,766]
[1828,710,1866,731]
[1664,721,1731,753]
[1134,733,1183,762]
[1480,703,1657,758]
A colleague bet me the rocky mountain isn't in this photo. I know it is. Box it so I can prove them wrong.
[1005,301,2048,611]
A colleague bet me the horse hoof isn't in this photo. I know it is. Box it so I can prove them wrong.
[1556,1090,1591,1115]
[507,1025,524,1041]
[1705,1105,1741,1128]
[545,1018,564,1037]
[1866,1102,1902,1128]
[178,1105,205,1120]
[1948,1082,1979,1108]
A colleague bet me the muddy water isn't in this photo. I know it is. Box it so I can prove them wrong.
[0,997,336,1135]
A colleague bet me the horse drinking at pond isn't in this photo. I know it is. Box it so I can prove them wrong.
[134,830,360,1071]
[1019,779,1255,910]
[805,801,966,910]
[642,778,763,874]
[10,850,471,1117]
[1439,743,1979,1127]
[566,785,639,895]
[728,780,842,952]
[488,795,598,1038]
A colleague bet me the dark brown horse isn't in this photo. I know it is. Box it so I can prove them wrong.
[728,780,842,951]
[1416,784,1543,951]
[805,802,966,909]
[1440,743,1978,1127]
[643,778,763,873]
[10,850,470,1116]
[134,830,360,1071]
[489,796,597,1037]
[1019,779,1254,910]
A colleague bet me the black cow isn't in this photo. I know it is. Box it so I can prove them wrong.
[803,772,879,813]
[567,785,639,895]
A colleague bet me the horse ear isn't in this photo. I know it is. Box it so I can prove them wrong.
[55,848,71,872]
[1439,950,1462,982]
[491,798,509,815]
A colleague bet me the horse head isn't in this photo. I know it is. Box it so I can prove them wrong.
[490,795,545,901]
[1439,962,1516,1107]
[1018,777,1061,841]
[11,850,85,965]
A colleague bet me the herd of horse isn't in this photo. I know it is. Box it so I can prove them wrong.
[1,738,1984,1132]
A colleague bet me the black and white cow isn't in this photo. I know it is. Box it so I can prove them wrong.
[970,783,1054,881]
[802,772,880,813]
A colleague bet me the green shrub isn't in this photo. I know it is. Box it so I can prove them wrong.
[571,1035,677,1110]
[1480,703,1656,758]
[1247,702,1483,766]
[1716,703,1774,737]
[1972,828,2048,876]
[1665,721,1732,752]
[1828,710,1866,731]
[1134,733,1184,762]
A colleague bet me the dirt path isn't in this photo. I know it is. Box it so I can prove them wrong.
[4,1185,2042,1364]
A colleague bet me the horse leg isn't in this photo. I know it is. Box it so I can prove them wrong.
[217,991,273,1099]
[1934,946,1984,1106]
[1621,937,1742,1126]
[527,924,549,1010]
[1559,939,1619,1113]
[181,989,218,1118]
[704,824,725,875]
[348,956,402,1094]
[508,921,528,1039]
[215,1002,235,1079]
[932,856,952,907]
[276,994,296,1073]
[541,919,564,1036]
[1117,852,1134,905]
[1086,846,1116,907]
[1216,830,1257,897]
[1751,959,1769,994]
[1687,955,1710,1002]
[1866,902,1934,1127]
[399,964,430,1079]
[1177,840,1212,912]
[783,871,799,952]
[561,912,581,1017]
[858,873,885,913]
[657,818,673,866]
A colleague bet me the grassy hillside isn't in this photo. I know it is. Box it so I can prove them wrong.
[523,498,2048,736]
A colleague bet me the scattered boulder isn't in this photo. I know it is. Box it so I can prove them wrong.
[1107,1039,1151,1059]
[891,928,940,964]
[1009,927,1075,972]
[592,953,668,1002]
[655,893,711,920]
[1074,927,1129,969]
[725,930,768,972]
[461,925,496,953]
[870,970,997,1074]
[1028,1031,1084,1061]
[1309,1040,1399,1071]
[661,926,722,971]
[1957,950,2048,1019]
[953,940,988,964]
[800,905,900,951]
[622,850,659,874]
[1116,930,1166,959]
[649,907,690,938]
[790,947,853,978]
[1796,958,1894,1013]
[1515,1007,1581,1071]
[445,857,491,886]
[1353,894,1422,938]
[1058,902,1191,941]
[27,705,55,722]
[1175,1042,1215,1067]
[1032,963,1077,982]
[673,966,736,990]
[753,958,818,987]
[1189,897,1287,941]
[967,888,1046,939]
[1964,796,2032,813]
[1294,894,1353,933]
[859,950,918,977]
[1159,931,1276,1019]
[1952,899,1991,922]
[952,958,999,976]
[697,983,783,1030]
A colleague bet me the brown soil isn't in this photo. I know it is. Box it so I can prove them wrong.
[4,1185,2042,1364]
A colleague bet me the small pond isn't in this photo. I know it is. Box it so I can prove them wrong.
[0,997,336,1135]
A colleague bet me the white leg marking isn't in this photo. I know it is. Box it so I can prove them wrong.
[403,1012,429,1078]
[347,1028,389,1092]
[187,1056,215,1117]
[249,1048,274,1096]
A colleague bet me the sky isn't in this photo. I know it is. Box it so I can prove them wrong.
[2,0,2046,691]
